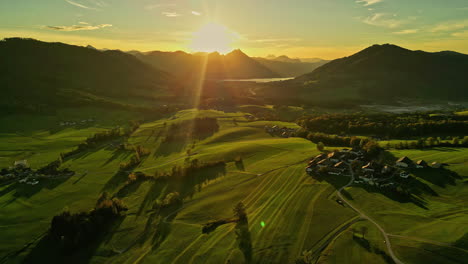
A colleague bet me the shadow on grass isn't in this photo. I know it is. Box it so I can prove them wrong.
[22,216,126,264]
[0,176,71,206]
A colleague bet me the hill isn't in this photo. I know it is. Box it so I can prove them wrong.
[296,44,468,101]
[0,38,171,113]
[256,44,468,105]
[133,49,280,80]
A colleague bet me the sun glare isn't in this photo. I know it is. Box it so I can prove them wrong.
[190,23,238,54]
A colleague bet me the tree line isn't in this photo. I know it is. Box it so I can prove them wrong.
[297,113,468,138]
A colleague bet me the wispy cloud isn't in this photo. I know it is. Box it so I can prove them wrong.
[162,12,181,17]
[191,11,201,16]
[393,29,419,35]
[356,0,384,6]
[65,0,96,10]
[452,30,468,38]
[45,23,112,32]
[145,3,176,10]
[361,13,413,29]
[430,19,468,32]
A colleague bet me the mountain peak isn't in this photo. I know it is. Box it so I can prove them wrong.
[226,49,248,57]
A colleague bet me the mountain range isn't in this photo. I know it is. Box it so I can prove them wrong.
[257,44,468,104]
[1,38,467,112]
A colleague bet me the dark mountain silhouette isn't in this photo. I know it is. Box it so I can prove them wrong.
[0,38,171,112]
[132,49,280,80]
[258,44,468,104]
[253,57,328,77]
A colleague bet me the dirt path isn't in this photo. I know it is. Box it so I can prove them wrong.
[336,164,404,264]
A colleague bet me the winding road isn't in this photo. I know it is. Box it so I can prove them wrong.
[336,164,404,264]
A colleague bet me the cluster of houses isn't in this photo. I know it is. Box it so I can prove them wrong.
[306,149,445,189]
[264,125,297,138]
[60,118,94,127]
[0,160,74,185]
[306,149,363,176]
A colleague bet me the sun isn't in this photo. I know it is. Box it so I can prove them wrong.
[189,23,238,54]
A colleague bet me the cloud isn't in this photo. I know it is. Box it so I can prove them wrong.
[65,0,96,10]
[78,22,89,25]
[430,19,468,32]
[145,3,176,10]
[45,23,112,32]
[191,11,201,16]
[452,30,468,37]
[356,0,383,6]
[361,13,412,29]
[393,29,419,35]
[162,12,181,17]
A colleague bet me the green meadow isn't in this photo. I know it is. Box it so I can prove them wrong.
[0,109,466,264]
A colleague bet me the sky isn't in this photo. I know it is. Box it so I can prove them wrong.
[0,0,467,59]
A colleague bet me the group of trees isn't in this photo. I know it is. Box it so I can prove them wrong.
[50,193,127,251]
[385,136,468,149]
[297,113,468,138]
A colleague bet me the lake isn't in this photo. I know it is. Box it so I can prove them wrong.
[221,77,294,83]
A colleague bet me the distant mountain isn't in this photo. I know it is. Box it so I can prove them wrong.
[259,44,468,104]
[0,38,171,112]
[253,56,328,77]
[133,49,280,80]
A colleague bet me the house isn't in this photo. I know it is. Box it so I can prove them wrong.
[400,171,410,178]
[328,168,343,175]
[306,166,314,174]
[362,162,376,172]
[14,160,29,169]
[359,174,372,182]
[317,159,332,168]
[431,162,444,169]
[396,156,413,168]
[416,160,428,169]
[334,161,348,172]
[328,152,340,163]
[381,165,392,174]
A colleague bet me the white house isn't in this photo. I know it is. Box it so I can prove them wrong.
[14,160,29,168]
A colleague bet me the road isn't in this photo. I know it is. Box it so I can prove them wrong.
[336,164,404,264]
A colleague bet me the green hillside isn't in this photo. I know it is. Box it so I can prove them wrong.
[1,108,466,264]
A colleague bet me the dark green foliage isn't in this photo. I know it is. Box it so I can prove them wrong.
[50,196,127,251]
[298,113,468,138]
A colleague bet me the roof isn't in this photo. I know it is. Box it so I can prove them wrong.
[328,152,339,159]
[362,162,376,170]
[416,160,428,166]
[317,159,330,165]
[334,161,347,169]
[396,156,413,164]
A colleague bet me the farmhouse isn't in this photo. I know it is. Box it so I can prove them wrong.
[333,161,348,172]
[416,160,428,168]
[317,159,332,168]
[14,160,29,168]
[396,156,413,168]
[328,152,340,163]
[400,171,410,178]
[362,162,378,172]
[431,162,444,169]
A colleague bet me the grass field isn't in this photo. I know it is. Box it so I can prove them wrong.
[0,108,467,264]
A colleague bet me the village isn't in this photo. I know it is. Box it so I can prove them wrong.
[0,160,75,186]
[264,125,297,138]
[306,148,445,190]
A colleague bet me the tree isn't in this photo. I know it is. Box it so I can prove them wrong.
[233,202,247,223]
[350,137,360,148]
[316,142,325,152]
[427,137,435,146]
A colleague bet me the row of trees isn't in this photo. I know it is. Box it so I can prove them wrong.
[385,136,468,149]
[297,113,468,138]
[50,193,127,251]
